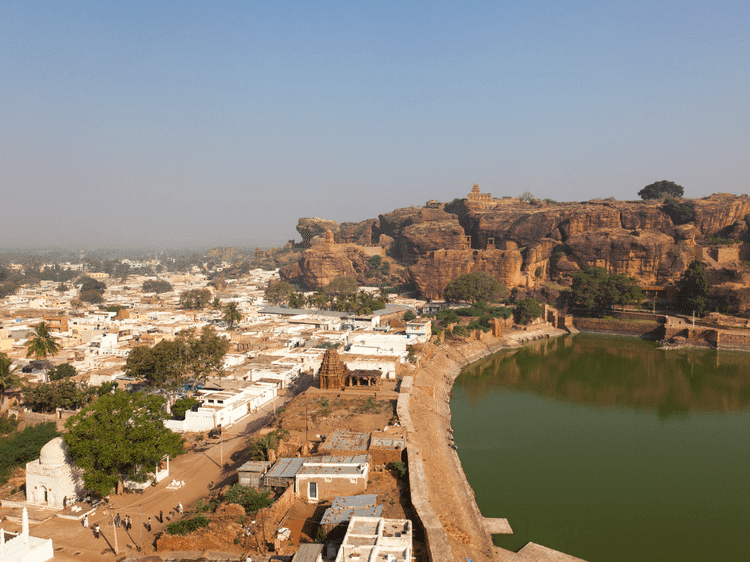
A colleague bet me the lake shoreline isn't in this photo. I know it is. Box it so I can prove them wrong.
[402,325,586,562]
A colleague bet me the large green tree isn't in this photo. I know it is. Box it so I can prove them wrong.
[444,272,506,303]
[22,380,93,413]
[514,298,543,324]
[26,322,61,360]
[48,363,77,381]
[570,267,643,313]
[265,281,293,304]
[179,288,212,309]
[222,302,242,329]
[675,260,710,316]
[323,276,359,296]
[142,279,173,293]
[638,180,684,200]
[64,391,183,496]
[662,198,696,225]
[125,326,228,393]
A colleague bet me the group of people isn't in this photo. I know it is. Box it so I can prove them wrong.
[113,513,133,530]
[82,503,185,538]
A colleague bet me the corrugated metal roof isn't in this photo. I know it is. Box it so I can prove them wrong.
[238,461,272,474]
[370,435,405,449]
[321,493,383,526]
[320,430,369,452]
[265,457,306,479]
[292,543,324,562]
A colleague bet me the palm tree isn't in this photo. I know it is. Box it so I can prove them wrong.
[222,302,242,330]
[26,322,60,360]
[287,293,305,309]
[0,353,20,407]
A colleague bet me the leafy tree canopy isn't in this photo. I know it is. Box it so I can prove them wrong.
[78,276,106,292]
[223,483,274,514]
[0,422,59,484]
[569,267,643,313]
[171,397,199,420]
[125,326,229,394]
[519,191,535,202]
[662,198,696,225]
[142,279,173,293]
[79,288,105,304]
[265,281,293,304]
[64,391,183,497]
[22,379,111,413]
[675,259,710,316]
[513,298,543,324]
[444,272,506,303]
[638,180,684,200]
[48,363,77,381]
[324,276,359,296]
[179,288,212,309]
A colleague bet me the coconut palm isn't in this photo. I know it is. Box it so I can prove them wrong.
[0,353,20,406]
[222,302,242,330]
[26,322,61,360]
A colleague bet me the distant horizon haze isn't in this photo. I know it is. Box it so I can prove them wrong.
[2,1,748,249]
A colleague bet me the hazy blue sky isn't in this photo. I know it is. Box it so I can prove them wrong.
[2,1,748,249]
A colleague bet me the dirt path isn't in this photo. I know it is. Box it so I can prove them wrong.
[4,394,290,562]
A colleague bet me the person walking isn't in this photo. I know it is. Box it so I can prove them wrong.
[93,524,100,539]
[114,513,121,528]
[177,502,183,515]
[83,514,89,528]
[147,516,152,532]
[159,509,163,523]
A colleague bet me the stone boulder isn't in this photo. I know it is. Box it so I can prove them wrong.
[296,218,340,248]
[398,218,468,263]
[298,245,371,289]
[338,219,378,245]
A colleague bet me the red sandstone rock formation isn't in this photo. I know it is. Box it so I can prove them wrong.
[290,193,750,306]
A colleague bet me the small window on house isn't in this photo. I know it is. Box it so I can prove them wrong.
[324,477,332,483]
[350,478,357,484]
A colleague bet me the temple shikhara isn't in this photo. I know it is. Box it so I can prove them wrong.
[317,348,382,390]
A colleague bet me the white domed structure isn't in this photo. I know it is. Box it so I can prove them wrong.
[38,437,69,466]
[26,437,84,509]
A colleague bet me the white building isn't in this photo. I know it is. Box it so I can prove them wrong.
[405,319,432,342]
[348,333,408,358]
[334,516,413,562]
[0,508,54,562]
[164,383,277,433]
[26,437,84,509]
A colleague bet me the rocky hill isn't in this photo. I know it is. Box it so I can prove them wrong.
[280,188,750,312]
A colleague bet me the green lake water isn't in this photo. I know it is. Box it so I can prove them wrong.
[450,333,750,562]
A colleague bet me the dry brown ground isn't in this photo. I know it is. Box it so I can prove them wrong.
[132,387,406,558]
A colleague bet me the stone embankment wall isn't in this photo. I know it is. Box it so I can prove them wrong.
[573,317,664,339]
[398,337,508,562]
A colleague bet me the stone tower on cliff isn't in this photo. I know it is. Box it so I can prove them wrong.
[467,183,491,204]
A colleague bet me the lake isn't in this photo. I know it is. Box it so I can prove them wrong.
[451,333,750,562]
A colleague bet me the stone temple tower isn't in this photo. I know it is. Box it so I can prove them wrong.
[318,348,348,390]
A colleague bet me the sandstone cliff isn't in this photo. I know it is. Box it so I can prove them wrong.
[288,192,750,305]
